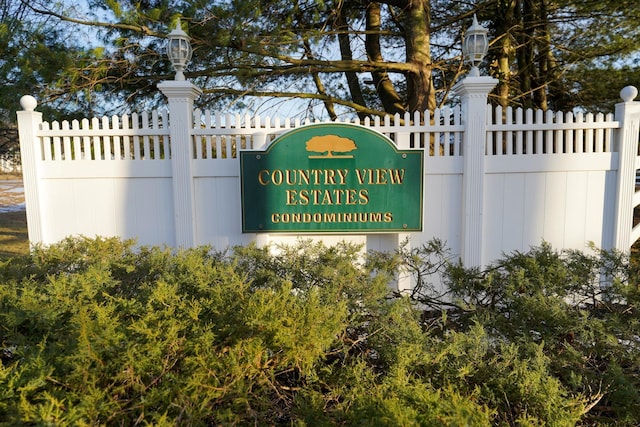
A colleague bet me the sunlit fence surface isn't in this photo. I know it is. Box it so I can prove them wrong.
[16,82,640,279]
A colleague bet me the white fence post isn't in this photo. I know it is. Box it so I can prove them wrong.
[158,80,203,248]
[16,95,43,246]
[613,86,640,252]
[452,75,498,266]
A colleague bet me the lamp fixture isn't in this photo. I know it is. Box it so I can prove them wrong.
[462,14,489,77]
[166,18,192,81]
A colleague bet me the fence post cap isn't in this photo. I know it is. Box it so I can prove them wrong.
[620,86,638,103]
[20,95,37,111]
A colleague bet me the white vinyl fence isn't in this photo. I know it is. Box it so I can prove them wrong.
[17,77,640,272]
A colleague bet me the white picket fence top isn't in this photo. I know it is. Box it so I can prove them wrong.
[487,106,618,155]
[38,111,170,161]
[190,107,465,158]
[33,104,621,163]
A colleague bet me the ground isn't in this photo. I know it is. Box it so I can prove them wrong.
[0,175,28,259]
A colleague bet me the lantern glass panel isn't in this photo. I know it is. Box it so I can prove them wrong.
[465,34,487,64]
[168,38,191,66]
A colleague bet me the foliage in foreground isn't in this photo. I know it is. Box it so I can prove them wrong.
[0,237,638,426]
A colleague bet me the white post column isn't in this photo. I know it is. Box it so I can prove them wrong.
[613,86,640,252]
[158,80,202,248]
[452,76,497,267]
[16,95,44,247]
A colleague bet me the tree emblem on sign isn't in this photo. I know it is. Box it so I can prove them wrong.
[305,135,357,158]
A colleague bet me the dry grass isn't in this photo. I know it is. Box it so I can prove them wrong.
[0,173,28,260]
[0,210,28,260]
[0,173,23,181]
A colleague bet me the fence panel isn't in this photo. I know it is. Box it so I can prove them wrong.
[487,107,618,155]
[17,86,640,268]
[25,110,173,246]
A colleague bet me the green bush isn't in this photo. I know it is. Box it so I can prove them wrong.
[0,237,638,425]
[391,241,640,425]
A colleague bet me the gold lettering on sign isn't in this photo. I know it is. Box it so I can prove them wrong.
[285,189,370,206]
[258,169,350,186]
[355,168,405,185]
[258,163,407,227]
[271,212,394,224]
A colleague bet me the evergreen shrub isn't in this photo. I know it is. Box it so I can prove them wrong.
[0,237,638,425]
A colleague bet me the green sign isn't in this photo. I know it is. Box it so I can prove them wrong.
[240,123,423,233]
